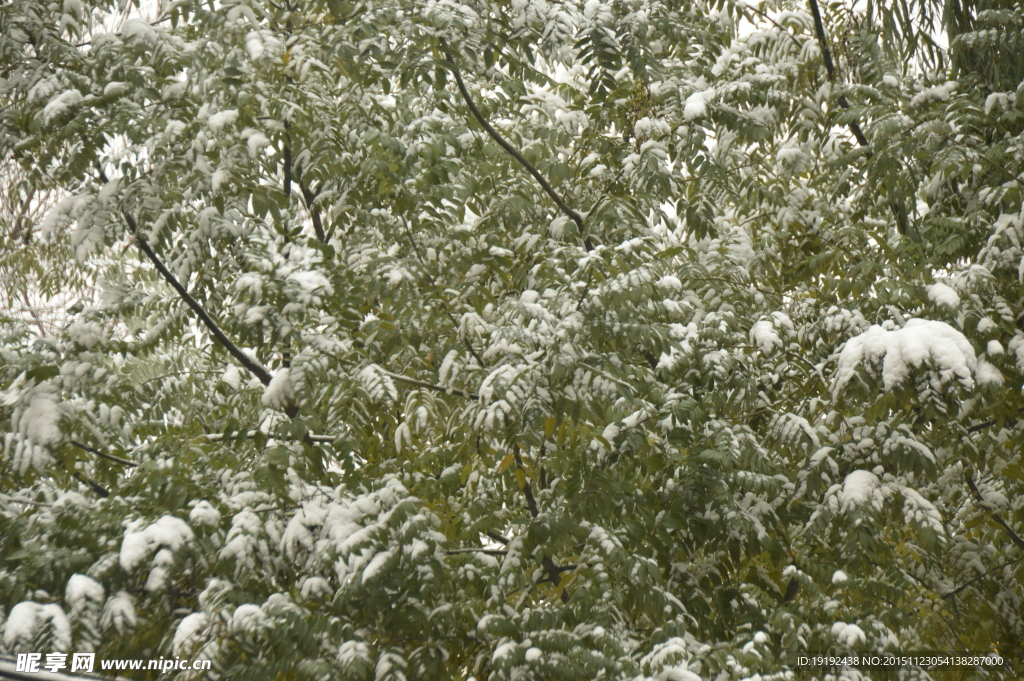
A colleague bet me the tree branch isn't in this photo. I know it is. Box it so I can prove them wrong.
[964,471,1024,552]
[295,169,327,243]
[807,0,869,148]
[70,440,139,467]
[486,532,511,545]
[445,548,509,556]
[380,369,480,400]
[443,45,592,251]
[119,210,273,386]
[513,447,539,518]
[942,556,1024,599]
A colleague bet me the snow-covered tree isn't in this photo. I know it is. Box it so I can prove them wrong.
[2,0,1022,678]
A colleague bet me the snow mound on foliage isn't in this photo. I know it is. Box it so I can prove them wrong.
[66,574,104,607]
[926,282,959,308]
[2,602,71,651]
[839,470,882,512]
[831,621,867,647]
[833,319,976,392]
[189,501,222,528]
[173,612,207,654]
[100,591,136,635]
[120,515,194,571]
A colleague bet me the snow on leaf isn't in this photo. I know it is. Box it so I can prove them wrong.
[838,470,882,513]
[119,516,194,572]
[172,612,208,655]
[833,319,977,392]
[926,282,960,309]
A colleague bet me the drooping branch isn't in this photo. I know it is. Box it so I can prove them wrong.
[443,45,592,251]
[119,210,274,386]
[965,471,1024,552]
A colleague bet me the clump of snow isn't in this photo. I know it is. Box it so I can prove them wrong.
[41,89,83,124]
[832,570,848,584]
[245,32,265,60]
[910,82,956,108]
[750,312,793,355]
[657,275,682,292]
[221,365,241,389]
[926,282,959,309]
[986,340,1003,356]
[683,88,715,121]
[776,141,811,176]
[882,75,899,87]
[831,621,867,647]
[189,501,222,528]
[121,18,157,43]
[838,470,882,513]
[985,92,1008,116]
[2,602,71,652]
[899,486,945,534]
[20,394,64,445]
[834,319,977,393]
[119,516,194,572]
[358,364,397,404]
[750,321,782,355]
[67,321,107,349]
[173,612,208,655]
[66,574,104,608]
[262,367,304,408]
[100,591,136,635]
[1009,334,1024,373]
[286,271,332,303]
[230,604,267,634]
[145,549,175,592]
[525,647,542,662]
[207,109,238,132]
[976,359,1003,386]
[246,131,270,157]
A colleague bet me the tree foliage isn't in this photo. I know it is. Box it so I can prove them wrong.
[1,0,1023,678]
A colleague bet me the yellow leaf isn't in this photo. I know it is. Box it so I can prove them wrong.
[497,453,515,474]
[514,468,526,488]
